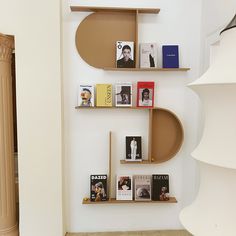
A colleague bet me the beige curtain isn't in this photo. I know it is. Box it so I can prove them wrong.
[0,33,18,236]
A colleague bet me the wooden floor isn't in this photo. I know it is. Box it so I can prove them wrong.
[67,230,192,236]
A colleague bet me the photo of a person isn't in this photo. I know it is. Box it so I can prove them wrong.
[116,41,135,68]
[118,176,131,190]
[115,84,132,106]
[130,138,137,160]
[149,44,155,67]
[94,182,106,201]
[159,186,170,201]
[139,88,153,107]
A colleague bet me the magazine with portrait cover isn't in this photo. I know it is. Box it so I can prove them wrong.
[134,175,152,201]
[125,136,142,161]
[90,175,108,202]
[115,83,132,107]
[116,41,135,68]
[116,175,133,200]
[96,84,113,107]
[152,174,170,201]
[140,43,158,68]
[137,81,155,108]
[78,85,94,107]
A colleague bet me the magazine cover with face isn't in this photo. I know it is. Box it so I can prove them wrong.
[90,175,108,201]
[116,41,135,68]
[116,175,133,200]
[134,175,152,201]
[137,81,155,108]
[78,85,94,107]
[152,174,170,201]
[115,83,132,107]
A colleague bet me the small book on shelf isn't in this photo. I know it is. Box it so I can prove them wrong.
[115,83,132,107]
[116,41,135,68]
[90,175,108,202]
[162,45,179,68]
[134,175,152,201]
[125,136,142,161]
[78,84,94,107]
[96,84,113,107]
[152,174,170,201]
[116,175,133,200]
[137,81,155,108]
[140,43,158,68]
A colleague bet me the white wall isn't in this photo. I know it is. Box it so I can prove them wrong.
[63,0,202,233]
[200,0,236,72]
[0,1,64,236]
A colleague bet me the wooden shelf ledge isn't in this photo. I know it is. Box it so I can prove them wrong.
[120,160,163,164]
[70,6,160,14]
[82,197,177,204]
[75,106,155,110]
[103,67,190,72]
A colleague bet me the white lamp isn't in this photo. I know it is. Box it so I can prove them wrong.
[180,14,236,236]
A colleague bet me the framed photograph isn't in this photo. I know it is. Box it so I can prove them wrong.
[116,41,135,68]
[78,85,94,107]
[115,83,132,107]
[125,136,142,161]
[116,175,133,200]
[134,175,152,201]
[137,82,155,108]
[140,43,158,68]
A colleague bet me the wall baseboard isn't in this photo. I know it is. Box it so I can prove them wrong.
[67,230,192,236]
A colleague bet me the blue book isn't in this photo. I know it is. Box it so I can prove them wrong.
[162,45,179,68]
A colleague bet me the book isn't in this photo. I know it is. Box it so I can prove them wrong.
[115,83,132,107]
[125,136,142,161]
[116,41,135,68]
[140,43,158,68]
[116,175,133,200]
[134,175,152,201]
[137,81,155,108]
[90,175,108,201]
[152,174,170,201]
[78,84,94,107]
[162,45,179,68]
[96,84,113,107]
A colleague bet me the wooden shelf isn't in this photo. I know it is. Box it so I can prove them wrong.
[75,106,154,110]
[82,197,177,204]
[120,160,161,164]
[103,67,190,72]
[70,6,160,14]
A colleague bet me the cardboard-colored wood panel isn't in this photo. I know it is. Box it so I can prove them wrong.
[76,12,136,69]
[151,108,183,163]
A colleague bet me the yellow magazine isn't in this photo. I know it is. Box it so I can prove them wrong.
[96,84,113,107]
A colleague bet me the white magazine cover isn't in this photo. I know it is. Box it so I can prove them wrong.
[140,43,157,68]
[115,83,132,107]
[116,175,133,200]
[116,41,135,68]
[78,85,94,107]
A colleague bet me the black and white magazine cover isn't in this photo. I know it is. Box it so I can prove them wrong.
[116,41,135,68]
[152,174,170,201]
[115,83,132,107]
[116,175,133,200]
[134,175,152,201]
[78,84,94,107]
[125,136,142,161]
[90,175,107,202]
[140,43,158,68]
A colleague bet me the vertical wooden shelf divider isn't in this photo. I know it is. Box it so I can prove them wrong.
[108,131,112,200]
[148,109,153,163]
[135,10,139,68]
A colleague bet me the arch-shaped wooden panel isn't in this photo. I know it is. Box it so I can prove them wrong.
[75,12,136,69]
[151,108,184,163]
